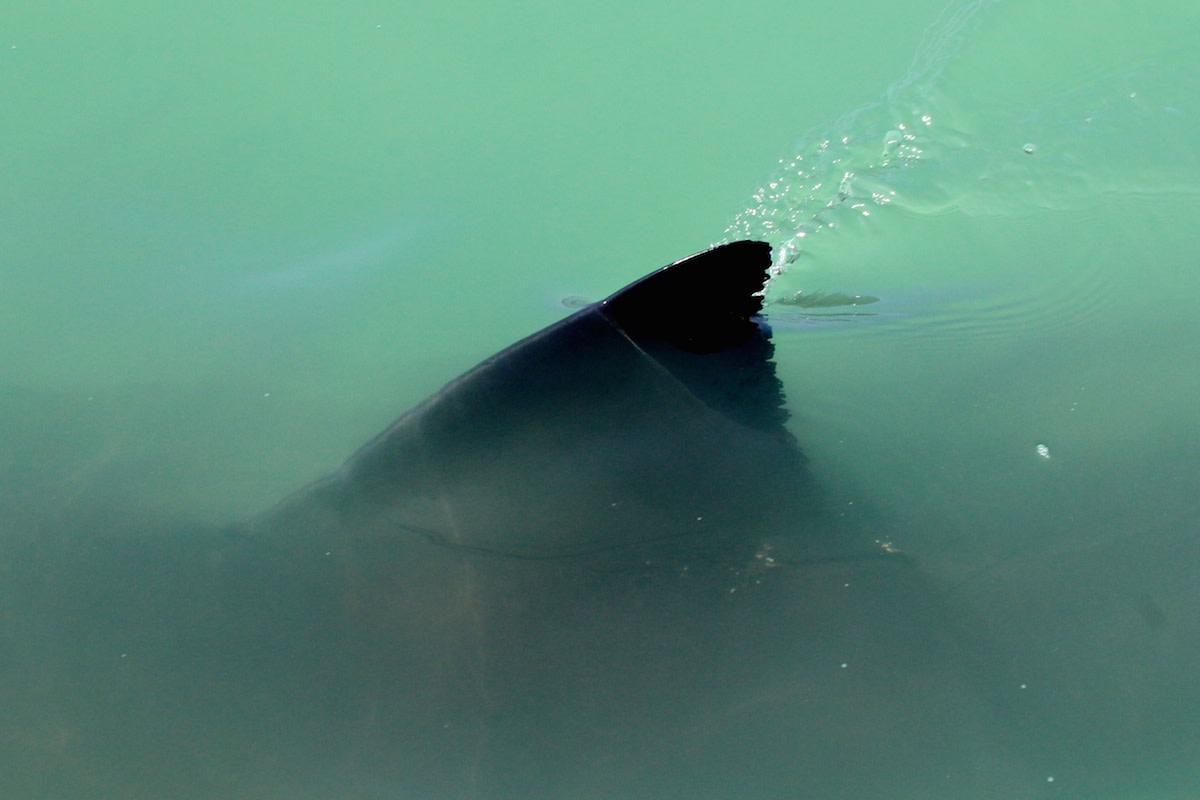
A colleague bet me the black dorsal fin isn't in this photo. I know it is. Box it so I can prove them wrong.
[600,240,772,354]
[600,240,789,438]
[266,240,802,562]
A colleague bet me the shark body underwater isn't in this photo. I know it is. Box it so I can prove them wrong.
[2,241,1199,799]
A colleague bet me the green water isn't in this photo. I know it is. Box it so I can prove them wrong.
[1,0,967,514]
[4,0,1194,517]
[2,0,1199,797]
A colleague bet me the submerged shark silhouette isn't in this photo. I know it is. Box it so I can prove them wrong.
[2,241,1197,799]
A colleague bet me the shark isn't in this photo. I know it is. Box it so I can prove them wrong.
[1,241,1197,799]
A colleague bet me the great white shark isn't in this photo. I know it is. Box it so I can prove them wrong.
[2,241,1197,799]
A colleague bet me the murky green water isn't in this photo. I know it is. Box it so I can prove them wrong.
[2,0,1198,797]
